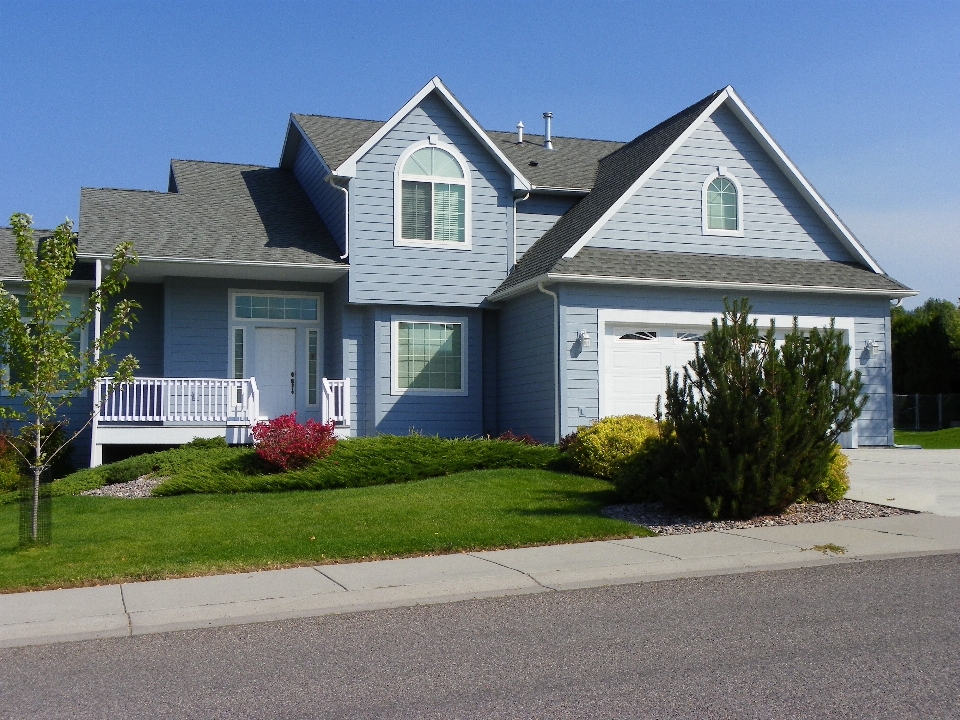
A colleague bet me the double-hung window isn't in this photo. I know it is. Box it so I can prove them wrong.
[396,143,470,247]
[391,317,467,395]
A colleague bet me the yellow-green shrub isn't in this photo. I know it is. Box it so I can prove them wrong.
[806,445,850,502]
[565,415,659,479]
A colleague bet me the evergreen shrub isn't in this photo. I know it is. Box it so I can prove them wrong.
[807,445,851,503]
[564,415,659,479]
[625,298,864,519]
[0,434,23,493]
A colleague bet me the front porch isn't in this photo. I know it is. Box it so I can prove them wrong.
[90,376,350,467]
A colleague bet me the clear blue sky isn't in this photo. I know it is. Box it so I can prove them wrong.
[1,0,957,308]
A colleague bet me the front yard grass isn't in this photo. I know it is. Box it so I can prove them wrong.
[0,468,648,592]
[895,427,960,449]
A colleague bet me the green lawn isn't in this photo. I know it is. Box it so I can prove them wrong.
[895,427,960,449]
[0,469,648,593]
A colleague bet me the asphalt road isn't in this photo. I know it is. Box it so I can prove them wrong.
[1,555,958,719]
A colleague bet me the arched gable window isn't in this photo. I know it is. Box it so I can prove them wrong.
[701,168,744,236]
[395,140,471,247]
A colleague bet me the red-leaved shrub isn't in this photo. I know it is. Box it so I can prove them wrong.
[497,430,541,446]
[250,413,337,471]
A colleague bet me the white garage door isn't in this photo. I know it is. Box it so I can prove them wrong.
[603,324,707,418]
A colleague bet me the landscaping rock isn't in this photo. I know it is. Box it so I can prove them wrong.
[602,499,914,535]
[80,475,167,499]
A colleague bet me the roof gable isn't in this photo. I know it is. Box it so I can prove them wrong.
[561,87,883,273]
[318,77,532,192]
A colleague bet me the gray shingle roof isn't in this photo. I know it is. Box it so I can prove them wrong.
[0,227,28,278]
[291,114,626,191]
[494,90,725,297]
[544,247,913,295]
[79,161,345,266]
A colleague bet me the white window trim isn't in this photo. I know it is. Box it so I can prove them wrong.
[306,328,320,407]
[701,167,744,237]
[231,326,247,380]
[391,314,468,396]
[229,289,325,324]
[393,139,472,250]
[2,291,89,397]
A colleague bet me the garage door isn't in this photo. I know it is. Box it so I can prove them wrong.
[603,324,706,418]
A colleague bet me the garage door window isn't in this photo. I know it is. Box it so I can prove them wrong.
[619,330,657,341]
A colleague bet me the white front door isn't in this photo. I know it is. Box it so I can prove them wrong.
[603,325,705,418]
[255,327,297,418]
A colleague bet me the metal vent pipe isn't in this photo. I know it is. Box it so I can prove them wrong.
[517,121,524,143]
[543,112,553,150]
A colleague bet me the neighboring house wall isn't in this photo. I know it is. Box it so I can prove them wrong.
[556,283,892,445]
[588,106,855,262]
[497,290,556,442]
[348,93,513,306]
[292,138,346,254]
[515,193,578,261]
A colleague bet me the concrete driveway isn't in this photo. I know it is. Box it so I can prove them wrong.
[845,449,960,516]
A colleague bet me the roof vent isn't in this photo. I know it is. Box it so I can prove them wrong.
[543,112,553,150]
[516,121,524,144]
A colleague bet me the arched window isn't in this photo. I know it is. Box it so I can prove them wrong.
[702,169,743,236]
[396,143,470,246]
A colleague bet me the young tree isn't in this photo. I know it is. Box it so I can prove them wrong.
[0,213,139,543]
[657,298,864,519]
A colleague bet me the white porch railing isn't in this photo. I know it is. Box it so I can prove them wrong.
[95,377,260,425]
[321,377,351,427]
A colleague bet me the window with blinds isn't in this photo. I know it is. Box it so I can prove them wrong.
[398,146,467,244]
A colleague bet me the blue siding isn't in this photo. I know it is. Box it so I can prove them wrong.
[292,137,346,255]
[557,283,892,445]
[515,193,577,261]
[349,92,513,306]
[589,106,855,262]
[497,290,556,442]
[112,283,164,376]
[365,305,485,437]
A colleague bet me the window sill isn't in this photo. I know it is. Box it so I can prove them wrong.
[394,238,472,250]
[702,228,744,237]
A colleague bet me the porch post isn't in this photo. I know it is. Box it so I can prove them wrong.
[93,259,103,362]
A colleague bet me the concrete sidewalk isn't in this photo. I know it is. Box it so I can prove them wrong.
[2,513,958,649]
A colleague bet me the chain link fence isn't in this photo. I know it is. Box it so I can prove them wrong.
[893,394,960,431]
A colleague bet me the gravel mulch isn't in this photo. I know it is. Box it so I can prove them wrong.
[80,475,167,499]
[602,499,915,535]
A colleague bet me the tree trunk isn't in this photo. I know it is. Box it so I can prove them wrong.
[32,422,41,541]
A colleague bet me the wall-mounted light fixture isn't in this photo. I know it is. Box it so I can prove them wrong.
[865,340,880,356]
[577,330,591,348]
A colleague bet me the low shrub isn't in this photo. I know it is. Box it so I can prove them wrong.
[497,430,541,445]
[101,453,163,485]
[805,445,850,503]
[251,413,337,471]
[184,436,229,450]
[564,415,659,479]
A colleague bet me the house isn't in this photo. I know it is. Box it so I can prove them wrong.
[1,78,915,467]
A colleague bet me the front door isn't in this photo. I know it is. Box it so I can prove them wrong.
[255,327,297,418]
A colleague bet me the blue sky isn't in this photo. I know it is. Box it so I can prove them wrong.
[1,0,956,307]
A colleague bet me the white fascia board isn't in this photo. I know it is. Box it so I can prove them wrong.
[333,77,532,192]
[721,87,885,274]
[76,253,349,271]
[488,271,917,302]
[561,90,731,260]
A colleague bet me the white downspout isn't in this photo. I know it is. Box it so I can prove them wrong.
[512,192,530,270]
[538,281,561,443]
[326,177,349,260]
